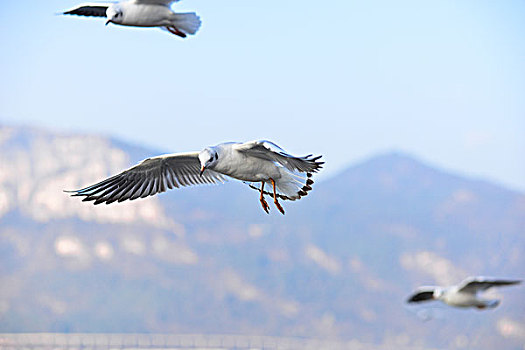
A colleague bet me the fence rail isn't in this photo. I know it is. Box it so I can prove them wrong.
[0,333,436,350]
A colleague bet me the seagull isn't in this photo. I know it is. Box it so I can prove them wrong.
[66,140,323,215]
[61,0,201,38]
[407,277,521,310]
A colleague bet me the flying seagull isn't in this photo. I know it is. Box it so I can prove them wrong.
[66,140,323,215]
[61,0,201,38]
[407,277,521,310]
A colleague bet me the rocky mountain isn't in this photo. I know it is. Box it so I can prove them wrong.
[1,125,524,349]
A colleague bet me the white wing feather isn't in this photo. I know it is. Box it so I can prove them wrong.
[233,140,323,173]
[457,277,521,294]
[67,152,226,205]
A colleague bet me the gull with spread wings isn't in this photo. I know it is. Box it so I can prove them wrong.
[407,277,521,310]
[66,140,323,215]
[61,0,201,38]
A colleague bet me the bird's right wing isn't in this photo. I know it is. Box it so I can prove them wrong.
[66,152,226,205]
[233,140,324,174]
[457,277,522,294]
[62,2,115,17]
[407,287,436,303]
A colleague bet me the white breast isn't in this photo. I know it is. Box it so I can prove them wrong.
[212,148,281,182]
[121,3,172,27]
[443,291,480,307]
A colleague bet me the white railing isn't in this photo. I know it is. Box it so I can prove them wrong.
[0,333,435,350]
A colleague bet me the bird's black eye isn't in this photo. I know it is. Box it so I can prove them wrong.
[215,153,219,160]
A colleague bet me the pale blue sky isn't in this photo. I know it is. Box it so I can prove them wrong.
[1,0,524,190]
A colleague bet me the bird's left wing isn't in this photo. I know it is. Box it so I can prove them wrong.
[406,287,436,303]
[66,152,226,205]
[233,140,324,173]
[62,2,115,17]
[457,277,522,294]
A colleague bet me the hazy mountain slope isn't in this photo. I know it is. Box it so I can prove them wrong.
[1,125,524,349]
[0,126,171,228]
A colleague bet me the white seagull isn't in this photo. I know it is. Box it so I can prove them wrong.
[407,277,521,310]
[61,0,201,38]
[66,140,323,214]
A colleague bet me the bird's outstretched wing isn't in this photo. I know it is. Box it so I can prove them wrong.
[234,140,324,173]
[62,2,115,17]
[407,287,436,303]
[66,152,226,205]
[457,277,522,294]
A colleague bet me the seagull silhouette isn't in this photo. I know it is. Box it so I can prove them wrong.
[407,277,521,309]
[66,140,323,215]
[61,0,201,38]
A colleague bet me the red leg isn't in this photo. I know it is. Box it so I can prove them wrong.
[270,178,285,215]
[259,182,270,214]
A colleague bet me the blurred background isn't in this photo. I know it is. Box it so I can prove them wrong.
[0,0,524,349]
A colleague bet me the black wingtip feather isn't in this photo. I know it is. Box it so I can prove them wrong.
[407,291,435,303]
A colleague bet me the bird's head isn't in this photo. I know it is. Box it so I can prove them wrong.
[433,288,444,300]
[198,148,219,176]
[106,5,123,25]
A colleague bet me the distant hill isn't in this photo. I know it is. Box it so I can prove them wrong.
[1,125,523,349]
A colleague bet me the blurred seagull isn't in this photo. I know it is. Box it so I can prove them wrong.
[61,0,201,38]
[66,140,323,215]
[407,277,521,310]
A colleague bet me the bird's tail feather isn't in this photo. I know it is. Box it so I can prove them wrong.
[245,171,315,202]
[168,12,201,35]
